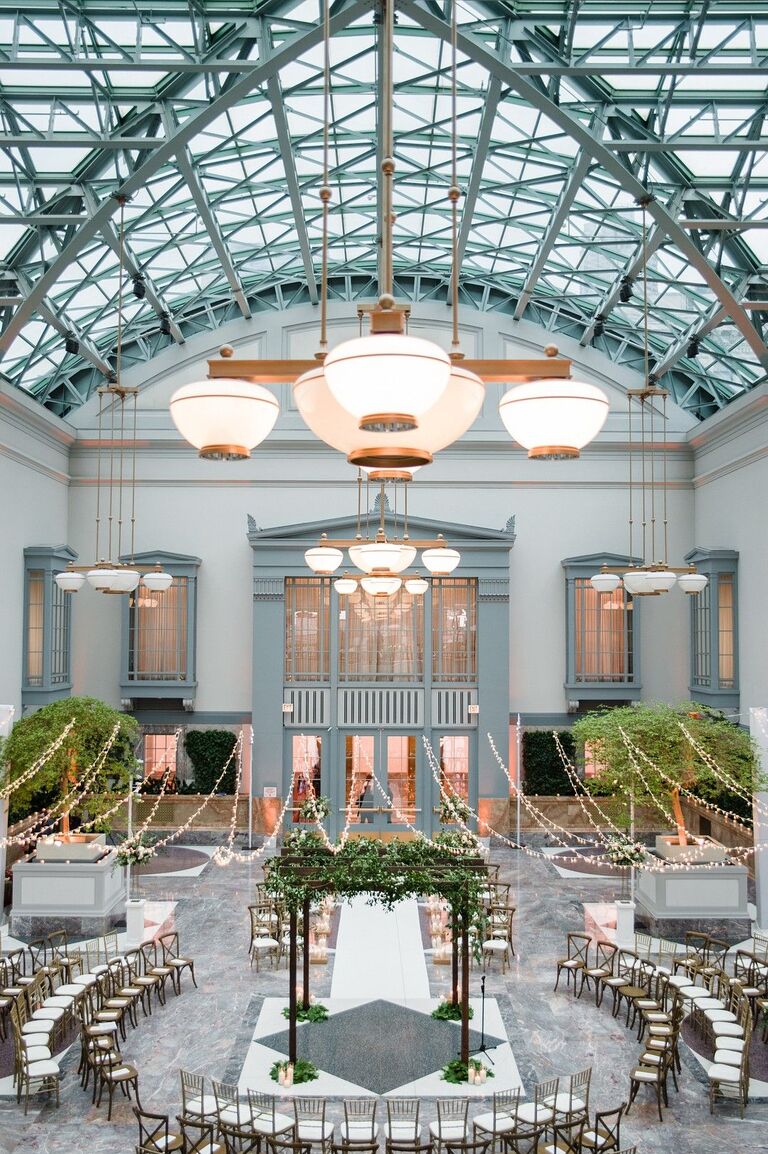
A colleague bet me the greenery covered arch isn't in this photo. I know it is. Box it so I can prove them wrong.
[265,832,488,1064]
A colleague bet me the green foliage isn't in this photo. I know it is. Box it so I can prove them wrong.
[297,795,330,822]
[1,697,139,824]
[184,729,237,794]
[441,1058,494,1084]
[269,1058,318,1084]
[431,1000,474,1021]
[267,836,486,930]
[282,1003,329,1023]
[522,730,576,795]
[573,703,760,816]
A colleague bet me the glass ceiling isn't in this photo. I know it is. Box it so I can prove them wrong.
[0,0,766,418]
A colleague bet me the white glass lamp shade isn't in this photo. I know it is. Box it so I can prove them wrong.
[360,574,402,597]
[54,570,86,593]
[323,334,450,432]
[293,364,484,469]
[305,545,344,575]
[622,569,653,595]
[422,546,461,575]
[498,378,610,459]
[141,570,174,592]
[678,572,709,595]
[87,566,140,593]
[169,378,279,460]
[348,540,416,574]
[590,572,621,594]
[334,575,358,595]
[645,569,678,594]
[404,577,429,595]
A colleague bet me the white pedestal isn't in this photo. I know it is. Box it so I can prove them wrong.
[125,899,146,948]
[615,900,636,948]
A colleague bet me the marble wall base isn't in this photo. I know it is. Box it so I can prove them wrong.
[634,908,752,945]
[10,909,125,940]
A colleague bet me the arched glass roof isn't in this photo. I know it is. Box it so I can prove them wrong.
[0,0,766,418]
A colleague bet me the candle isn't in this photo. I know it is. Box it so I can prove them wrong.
[479,1067,487,1084]
[286,1063,294,1087]
[278,1067,286,1086]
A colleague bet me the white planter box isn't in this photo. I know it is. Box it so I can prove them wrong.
[35,833,107,863]
[654,834,727,864]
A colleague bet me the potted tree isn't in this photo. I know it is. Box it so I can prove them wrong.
[574,702,759,863]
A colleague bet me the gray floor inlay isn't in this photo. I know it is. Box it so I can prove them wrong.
[258,999,505,1094]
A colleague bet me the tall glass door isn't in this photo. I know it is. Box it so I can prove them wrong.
[341,732,419,833]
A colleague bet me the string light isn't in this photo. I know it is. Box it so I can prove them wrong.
[154,731,243,851]
[0,719,76,800]
[0,724,120,848]
[553,733,623,839]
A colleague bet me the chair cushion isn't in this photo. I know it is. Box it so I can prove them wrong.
[542,1093,586,1113]
[428,1122,467,1139]
[473,1113,515,1135]
[186,1094,219,1116]
[55,985,84,996]
[559,959,583,969]
[516,1104,554,1125]
[26,1059,60,1077]
[383,1123,421,1140]
[713,1049,743,1067]
[217,1105,243,1125]
[708,1064,740,1082]
[32,1008,65,1021]
[482,940,508,952]
[43,996,75,1009]
[581,1130,611,1148]
[630,1069,659,1082]
[711,1022,745,1037]
[25,1046,52,1062]
[250,1113,293,1135]
[704,1010,736,1022]
[21,1021,53,1035]
[340,1122,379,1141]
[297,1121,334,1141]
[716,1037,747,1052]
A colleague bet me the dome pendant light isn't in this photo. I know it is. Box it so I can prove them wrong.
[499,376,610,459]
[169,352,279,460]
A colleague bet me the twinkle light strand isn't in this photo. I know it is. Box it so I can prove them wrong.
[678,721,767,815]
[619,725,754,833]
[154,731,243,851]
[0,724,120,847]
[553,733,622,840]
[0,719,77,800]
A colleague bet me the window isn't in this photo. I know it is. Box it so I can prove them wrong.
[686,548,738,708]
[121,552,199,701]
[562,554,640,701]
[439,735,470,817]
[291,734,322,822]
[432,578,477,682]
[23,546,75,708]
[285,577,330,682]
[143,731,180,785]
[338,585,424,682]
[128,579,189,681]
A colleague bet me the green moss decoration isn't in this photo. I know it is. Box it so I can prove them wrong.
[431,1000,474,1022]
[184,729,238,794]
[282,1003,329,1023]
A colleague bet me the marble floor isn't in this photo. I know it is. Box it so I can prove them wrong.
[1,841,766,1153]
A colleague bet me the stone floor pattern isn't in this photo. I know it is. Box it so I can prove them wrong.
[1,842,766,1154]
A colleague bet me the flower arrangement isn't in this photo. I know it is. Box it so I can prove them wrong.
[298,795,330,823]
[114,833,155,868]
[439,795,471,825]
[441,1057,494,1085]
[603,834,647,868]
[270,1058,318,1086]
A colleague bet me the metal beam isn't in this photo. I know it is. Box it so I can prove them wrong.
[0,57,766,76]
[0,214,87,226]
[402,0,768,373]
[79,186,185,345]
[169,128,253,319]
[579,224,666,346]
[514,152,591,320]
[605,137,768,152]
[12,270,112,378]
[455,75,503,271]
[0,135,163,149]
[266,74,318,305]
[653,303,728,378]
[0,0,370,357]
[681,219,768,230]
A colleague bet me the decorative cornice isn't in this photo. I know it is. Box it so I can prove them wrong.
[253,577,284,601]
[479,579,509,602]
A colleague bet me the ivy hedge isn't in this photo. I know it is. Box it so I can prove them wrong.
[184,729,238,794]
[522,729,577,795]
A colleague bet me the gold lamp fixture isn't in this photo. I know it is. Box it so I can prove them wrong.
[590,197,707,599]
[170,0,608,466]
[56,197,172,597]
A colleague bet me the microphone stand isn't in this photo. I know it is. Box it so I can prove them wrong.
[468,973,495,1065]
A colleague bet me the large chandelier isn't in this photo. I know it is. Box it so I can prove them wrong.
[590,197,706,599]
[55,198,172,597]
[169,0,609,467]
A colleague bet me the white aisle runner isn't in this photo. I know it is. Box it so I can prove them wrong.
[330,895,430,1003]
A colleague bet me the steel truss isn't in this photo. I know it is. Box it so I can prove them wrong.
[0,0,766,419]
